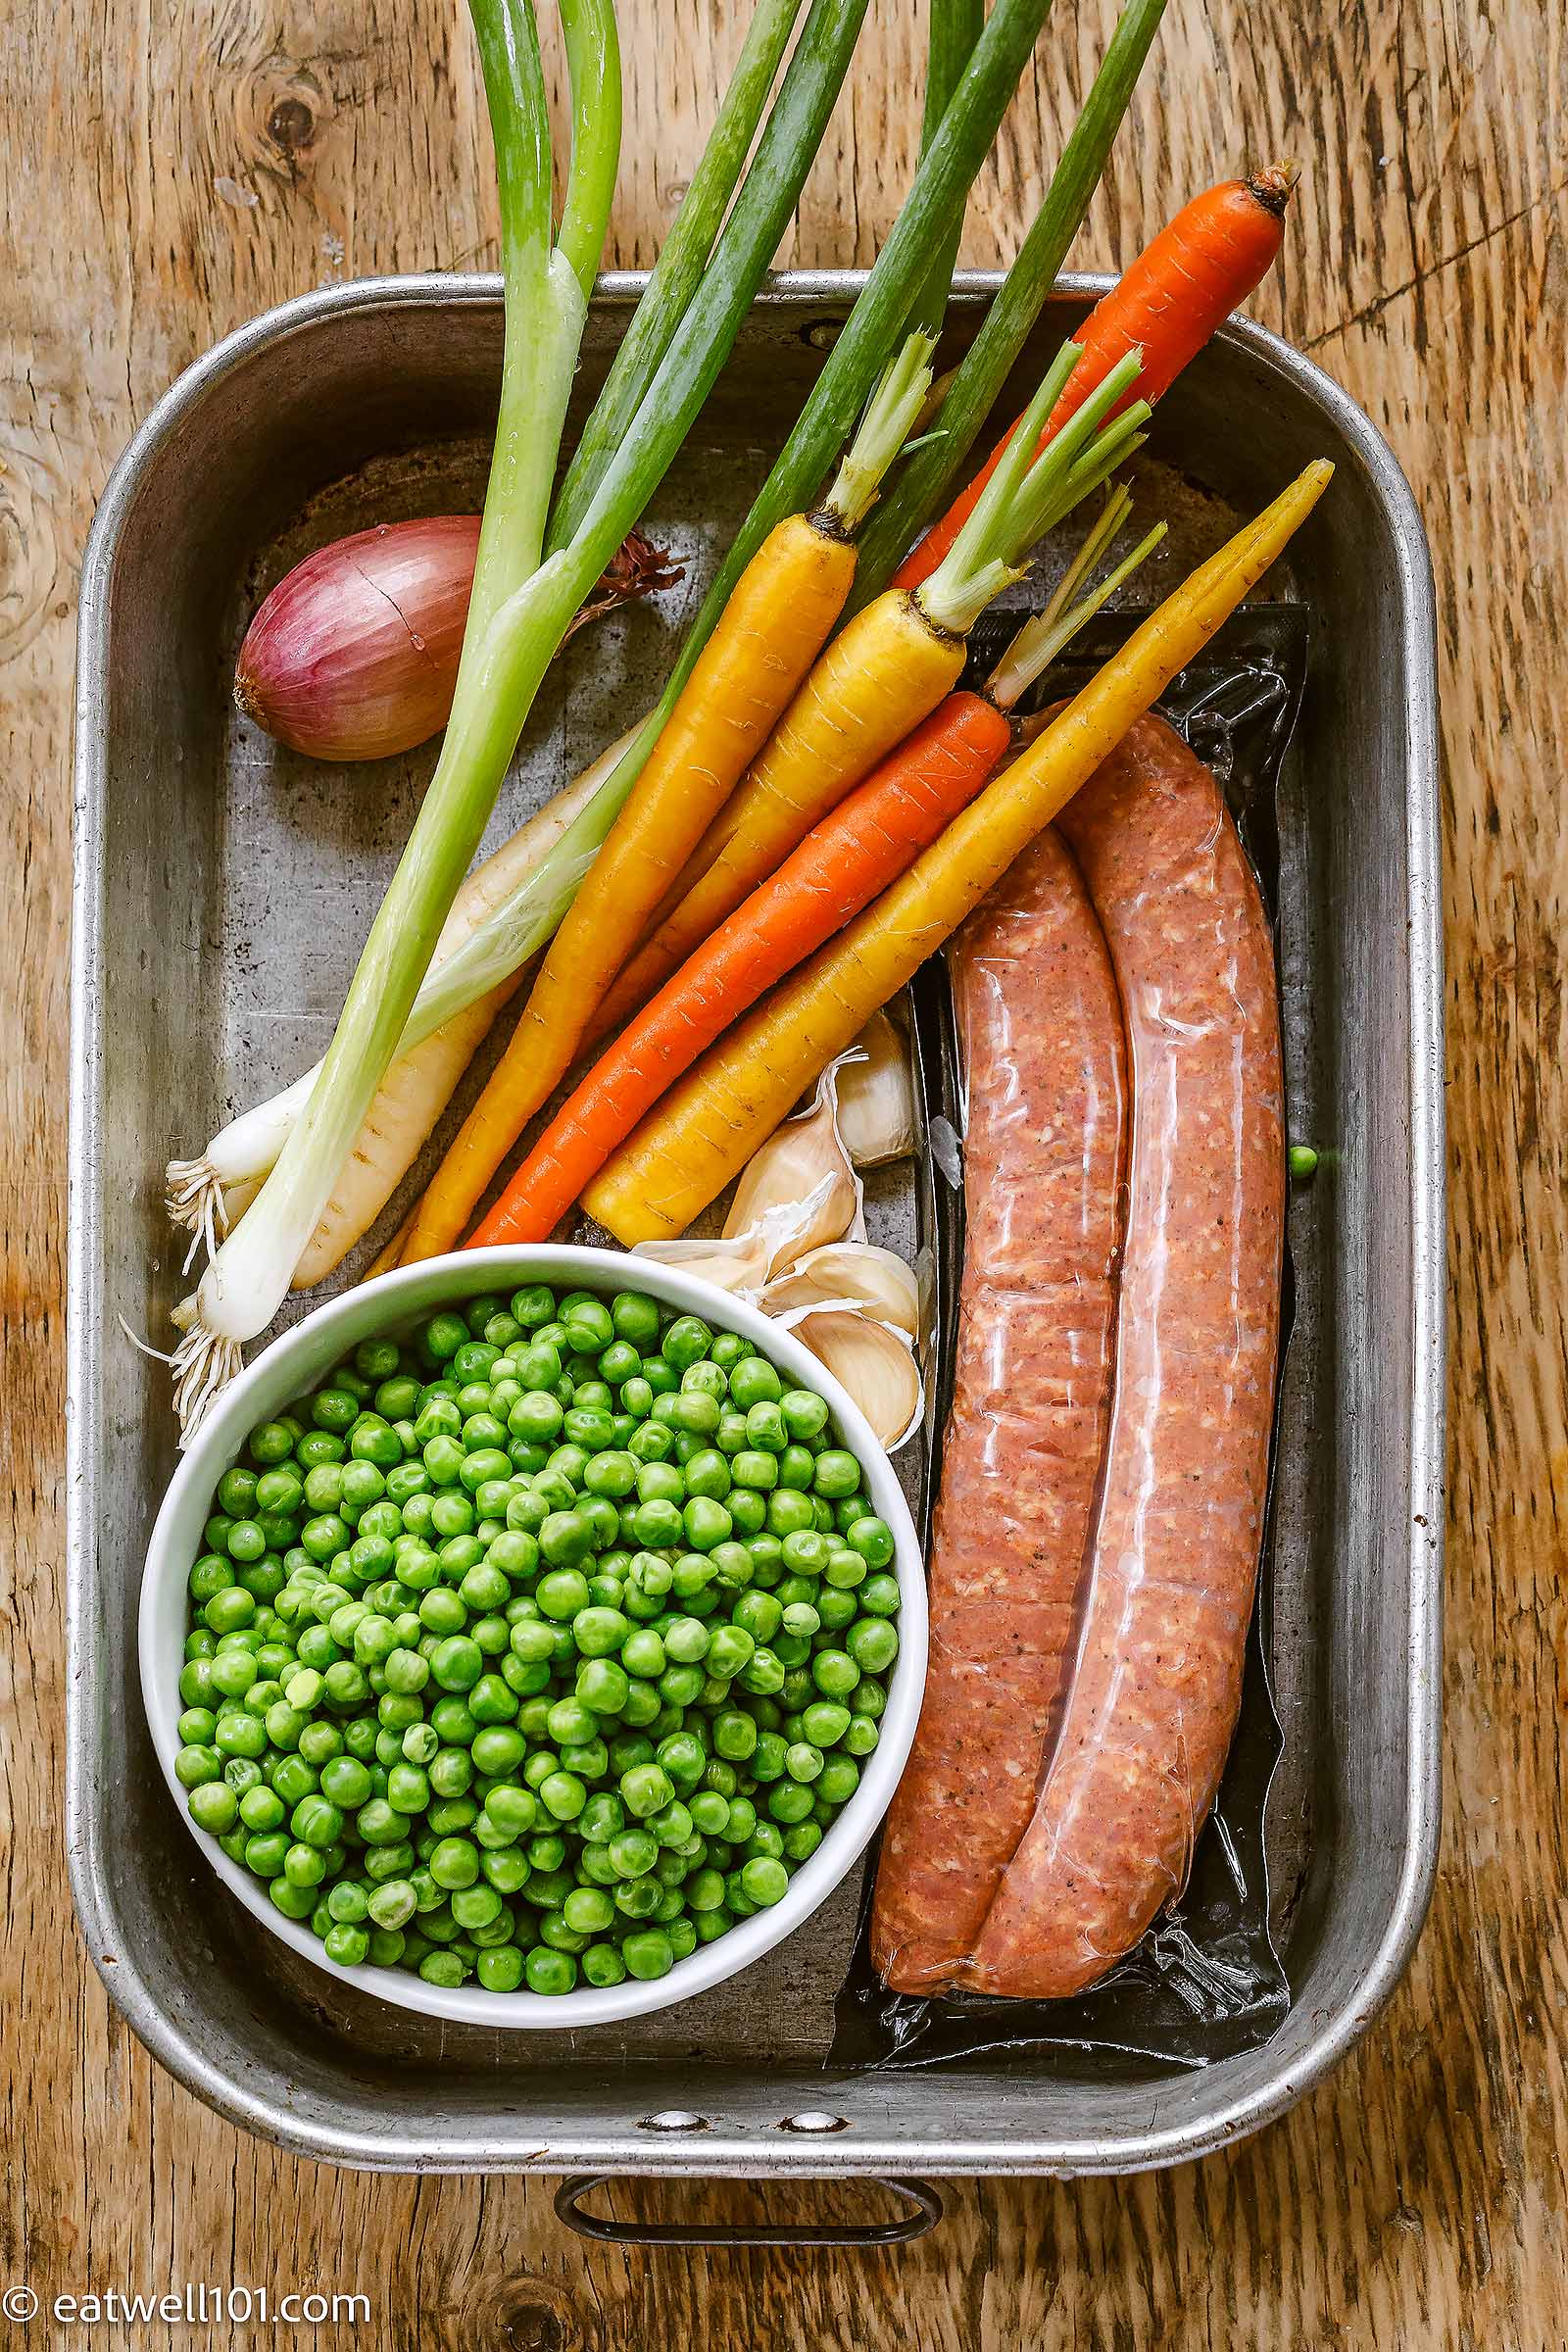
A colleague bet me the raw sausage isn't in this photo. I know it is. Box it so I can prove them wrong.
[869,828,1129,1991]
[967,714,1284,1996]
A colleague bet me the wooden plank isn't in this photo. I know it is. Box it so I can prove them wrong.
[3,1,1564,2343]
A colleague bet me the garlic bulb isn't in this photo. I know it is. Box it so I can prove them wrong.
[721,1068,862,1273]
[835,1008,916,1166]
[792,1310,923,1450]
[761,1242,920,1339]
[634,1053,927,1450]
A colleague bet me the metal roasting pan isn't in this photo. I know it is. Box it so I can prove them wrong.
[69,272,1444,2216]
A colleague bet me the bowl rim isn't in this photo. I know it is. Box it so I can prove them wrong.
[140,1244,927,2030]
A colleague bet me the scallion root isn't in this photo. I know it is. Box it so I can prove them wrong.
[172,1322,245,1446]
[165,1155,228,1261]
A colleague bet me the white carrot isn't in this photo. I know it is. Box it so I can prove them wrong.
[166,729,636,1274]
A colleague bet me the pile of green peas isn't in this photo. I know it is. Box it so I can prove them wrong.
[173,1283,902,1997]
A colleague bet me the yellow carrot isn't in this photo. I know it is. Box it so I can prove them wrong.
[393,338,941,1266]
[584,461,1333,1243]
[597,589,968,1023]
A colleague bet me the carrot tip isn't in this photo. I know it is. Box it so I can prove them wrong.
[1248,160,1300,215]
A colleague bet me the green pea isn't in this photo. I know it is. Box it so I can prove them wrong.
[723,1348,783,1409]
[816,1584,858,1629]
[558,1787,616,1849]
[857,1570,901,1619]
[628,1420,675,1466]
[621,1628,666,1681]
[522,1945,575,1995]
[655,1314,707,1372]
[847,1616,898,1675]
[682,1496,732,1552]
[188,1779,238,1835]
[809,1447,858,1499]
[426,1635,481,1692]
[188,1555,236,1607]
[736,1589,784,1643]
[269,1877,317,1922]
[738,1855,787,1908]
[467,1727,522,1780]
[622,1928,676,1980]
[705,1625,754,1682]
[291,1793,343,1848]
[426,1836,478,1890]
[746,1400,790,1455]
[535,1568,590,1624]
[766,1488,815,1539]
[711,1709,758,1762]
[628,1496,681,1549]
[662,1615,710,1665]
[575,1941,622,1987]
[484,1784,537,1839]
[667,1391,719,1439]
[782,1448,819,1498]
[767,1777,815,1824]
[216,1465,260,1518]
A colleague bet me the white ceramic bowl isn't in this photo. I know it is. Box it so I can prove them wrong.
[141,1246,926,2029]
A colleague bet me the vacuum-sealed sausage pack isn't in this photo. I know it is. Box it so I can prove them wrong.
[837,605,1313,2074]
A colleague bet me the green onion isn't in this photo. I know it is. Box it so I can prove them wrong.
[175,0,875,1432]
[176,0,602,1432]
[851,0,1172,607]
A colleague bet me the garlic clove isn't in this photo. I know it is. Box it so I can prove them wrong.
[760,1242,921,1339]
[722,1067,862,1273]
[631,1230,775,1298]
[793,1308,923,1451]
[835,1007,916,1166]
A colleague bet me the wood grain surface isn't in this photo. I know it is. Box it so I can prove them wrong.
[4,1,1565,2344]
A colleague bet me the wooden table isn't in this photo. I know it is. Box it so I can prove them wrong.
[5,2,1562,2342]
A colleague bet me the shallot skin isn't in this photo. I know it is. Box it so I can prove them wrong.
[234,515,481,762]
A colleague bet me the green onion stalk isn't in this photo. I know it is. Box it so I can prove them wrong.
[908,0,985,339]
[549,0,808,549]
[174,0,873,1435]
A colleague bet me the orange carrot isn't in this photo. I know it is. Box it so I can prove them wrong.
[468,692,1012,1246]
[895,167,1297,592]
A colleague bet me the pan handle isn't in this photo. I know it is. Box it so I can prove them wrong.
[553,2173,944,2248]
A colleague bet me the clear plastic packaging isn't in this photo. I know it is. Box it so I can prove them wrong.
[835,605,1309,2072]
